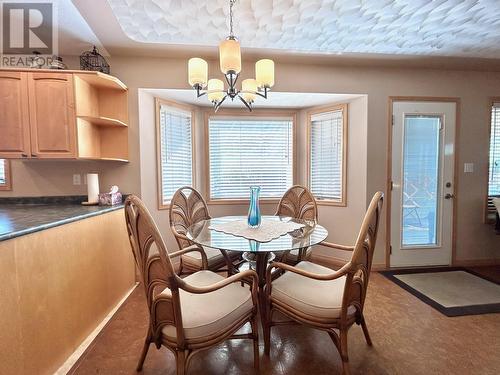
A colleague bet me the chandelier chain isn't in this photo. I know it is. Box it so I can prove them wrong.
[229,0,236,38]
[188,0,273,112]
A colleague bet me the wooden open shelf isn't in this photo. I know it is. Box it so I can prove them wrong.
[74,72,129,161]
[76,118,129,162]
[77,115,127,127]
[73,72,127,91]
[79,157,129,162]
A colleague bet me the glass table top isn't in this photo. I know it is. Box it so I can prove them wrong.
[186,215,328,253]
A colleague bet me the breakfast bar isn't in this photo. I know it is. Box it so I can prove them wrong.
[0,197,135,375]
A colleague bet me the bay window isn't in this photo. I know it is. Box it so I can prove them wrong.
[308,104,347,205]
[156,99,194,208]
[207,115,294,201]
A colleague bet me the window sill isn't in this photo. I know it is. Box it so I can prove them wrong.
[316,200,347,207]
[207,198,280,205]
[158,202,171,210]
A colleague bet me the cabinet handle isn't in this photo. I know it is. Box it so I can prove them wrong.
[21,153,28,157]
[31,153,38,157]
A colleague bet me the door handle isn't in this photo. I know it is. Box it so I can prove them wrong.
[445,193,454,200]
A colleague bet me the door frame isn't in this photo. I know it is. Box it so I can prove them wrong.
[386,96,461,268]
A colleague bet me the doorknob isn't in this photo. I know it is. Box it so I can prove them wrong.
[445,193,454,199]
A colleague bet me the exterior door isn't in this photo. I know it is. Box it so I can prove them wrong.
[390,101,456,267]
[0,71,31,157]
[28,72,76,158]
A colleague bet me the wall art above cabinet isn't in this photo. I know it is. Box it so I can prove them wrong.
[0,69,129,162]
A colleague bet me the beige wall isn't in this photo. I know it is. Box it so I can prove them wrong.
[2,55,499,265]
[112,56,500,266]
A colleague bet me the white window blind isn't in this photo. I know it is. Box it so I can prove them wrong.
[489,103,500,196]
[158,104,193,205]
[488,103,500,196]
[209,118,293,200]
[310,109,345,201]
[0,160,5,185]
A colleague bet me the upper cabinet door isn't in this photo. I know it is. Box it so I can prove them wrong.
[0,72,31,157]
[28,72,76,158]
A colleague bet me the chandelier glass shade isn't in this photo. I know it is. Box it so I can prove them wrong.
[187,0,274,111]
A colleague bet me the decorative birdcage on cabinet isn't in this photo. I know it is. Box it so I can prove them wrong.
[80,46,110,74]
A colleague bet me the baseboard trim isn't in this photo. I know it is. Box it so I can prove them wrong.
[56,283,139,375]
[453,259,500,267]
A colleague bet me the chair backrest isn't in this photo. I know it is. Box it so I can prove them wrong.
[275,185,318,221]
[125,195,183,344]
[169,186,211,250]
[342,191,384,318]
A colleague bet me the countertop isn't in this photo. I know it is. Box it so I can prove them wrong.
[0,197,124,242]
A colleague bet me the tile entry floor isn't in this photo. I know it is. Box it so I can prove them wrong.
[69,269,500,375]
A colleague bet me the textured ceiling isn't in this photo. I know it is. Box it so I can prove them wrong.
[106,0,500,58]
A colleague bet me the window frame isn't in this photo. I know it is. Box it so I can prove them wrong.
[485,97,500,223]
[306,103,348,206]
[155,98,196,210]
[0,159,12,191]
[204,109,297,204]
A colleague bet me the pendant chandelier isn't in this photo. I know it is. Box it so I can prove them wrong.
[187,0,275,112]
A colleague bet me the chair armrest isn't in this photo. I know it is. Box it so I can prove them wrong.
[178,270,258,295]
[266,261,350,284]
[320,241,354,251]
[171,229,191,243]
[169,245,208,270]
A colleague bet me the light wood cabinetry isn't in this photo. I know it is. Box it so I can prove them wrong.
[73,73,129,161]
[0,71,30,157]
[0,69,129,161]
[0,209,135,375]
[28,72,76,158]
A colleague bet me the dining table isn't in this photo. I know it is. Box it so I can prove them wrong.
[186,215,328,290]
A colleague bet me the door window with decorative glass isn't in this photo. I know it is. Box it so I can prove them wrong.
[156,100,194,208]
[308,105,347,205]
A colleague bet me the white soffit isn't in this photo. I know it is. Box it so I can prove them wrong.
[143,89,364,109]
[106,0,500,59]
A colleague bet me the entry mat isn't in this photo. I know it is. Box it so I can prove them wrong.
[380,267,500,317]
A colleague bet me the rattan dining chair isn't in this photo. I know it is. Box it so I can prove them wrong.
[264,192,384,375]
[275,185,318,264]
[169,186,241,274]
[124,195,260,375]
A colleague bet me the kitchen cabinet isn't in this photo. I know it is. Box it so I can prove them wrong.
[0,69,129,161]
[28,72,76,158]
[0,71,30,157]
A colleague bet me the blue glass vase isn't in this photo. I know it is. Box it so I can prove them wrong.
[247,186,261,228]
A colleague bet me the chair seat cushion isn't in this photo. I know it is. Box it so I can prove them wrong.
[162,270,253,341]
[271,261,355,319]
[182,246,240,269]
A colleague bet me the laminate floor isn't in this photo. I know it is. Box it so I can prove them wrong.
[69,268,500,375]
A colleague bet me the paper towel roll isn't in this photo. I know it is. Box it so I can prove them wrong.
[86,173,99,203]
